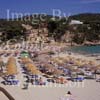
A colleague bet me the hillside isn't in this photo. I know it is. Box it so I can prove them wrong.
[69,13,100,23]
[0,13,100,45]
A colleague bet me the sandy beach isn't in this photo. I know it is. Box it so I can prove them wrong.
[0,44,100,100]
[0,80,100,100]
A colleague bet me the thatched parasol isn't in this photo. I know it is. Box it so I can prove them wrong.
[94,65,100,70]
[22,57,42,75]
[43,63,55,71]
[6,57,17,75]
[52,69,63,76]
[26,63,38,71]
[31,69,42,75]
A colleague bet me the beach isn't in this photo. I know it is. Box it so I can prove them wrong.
[0,43,100,100]
[0,80,100,100]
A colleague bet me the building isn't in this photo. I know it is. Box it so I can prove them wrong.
[69,20,83,25]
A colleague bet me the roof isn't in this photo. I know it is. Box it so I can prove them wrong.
[70,20,83,25]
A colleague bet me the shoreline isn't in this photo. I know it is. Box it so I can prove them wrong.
[56,51,100,65]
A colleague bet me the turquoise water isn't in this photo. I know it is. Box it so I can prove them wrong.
[69,45,100,54]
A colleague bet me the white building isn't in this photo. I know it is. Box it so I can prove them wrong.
[70,20,83,25]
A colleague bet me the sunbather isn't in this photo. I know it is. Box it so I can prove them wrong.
[60,91,75,100]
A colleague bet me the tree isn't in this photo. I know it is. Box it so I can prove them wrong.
[0,20,26,42]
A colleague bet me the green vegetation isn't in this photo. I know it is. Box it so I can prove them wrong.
[69,13,100,44]
[0,20,26,42]
[0,13,100,44]
[47,18,68,41]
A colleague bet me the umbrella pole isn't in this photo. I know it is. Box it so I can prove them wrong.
[94,70,97,79]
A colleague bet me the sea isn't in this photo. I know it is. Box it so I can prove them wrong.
[68,45,100,55]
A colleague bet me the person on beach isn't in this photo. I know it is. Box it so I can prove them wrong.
[60,91,75,100]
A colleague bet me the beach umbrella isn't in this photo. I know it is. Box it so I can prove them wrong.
[26,63,38,71]
[58,57,69,62]
[43,63,55,71]
[95,65,100,70]
[51,58,64,64]
[26,64,42,75]
[6,69,17,75]
[43,63,63,76]
[52,69,63,76]
[22,57,42,75]
[6,57,17,75]
[88,61,96,66]
[31,69,42,75]
[21,58,32,64]
[74,60,84,66]
[6,64,17,75]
